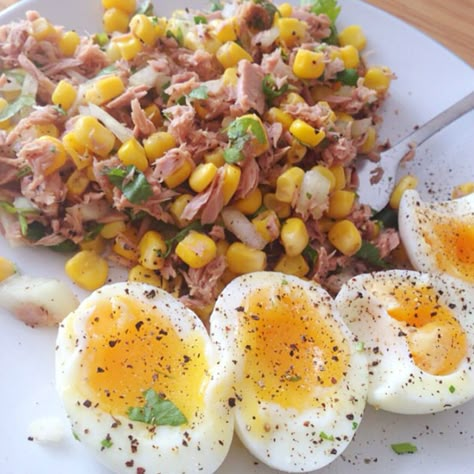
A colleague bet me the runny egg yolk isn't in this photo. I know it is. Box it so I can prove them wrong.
[80,295,208,421]
[387,284,467,375]
[422,215,474,283]
[238,284,349,410]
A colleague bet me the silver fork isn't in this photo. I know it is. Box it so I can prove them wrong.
[356,90,474,212]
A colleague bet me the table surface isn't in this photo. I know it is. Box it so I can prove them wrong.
[0,0,473,66]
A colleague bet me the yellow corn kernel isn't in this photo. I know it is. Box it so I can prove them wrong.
[73,116,115,158]
[286,138,307,164]
[335,111,353,123]
[137,230,167,270]
[233,187,262,215]
[0,256,15,282]
[222,67,238,87]
[359,126,377,154]
[328,219,362,256]
[275,166,304,203]
[128,264,163,286]
[63,132,91,170]
[0,98,11,130]
[130,14,158,45]
[264,107,293,131]
[292,49,325,80]
[318,217,335,233]
[66,169,89,196]
[276,17,306,47]
[226,242,266,274]
[112,229,139,262]
[280,217,309,257]
[390,175,418,210]
[100,220,126,239]
[80,234,106,254]
[176,231,217,269]
[115,33,142,61]
[35,137,67,176]
[102,0,136,14]
[311,85,334,102]
[281,92,305,106]
[339,44,360,69]
[364,66,392,94]
[452,182,474,199]
[213,18,237,43]
[274,254,309,278]
[35,124,59,138]
[184,30,222,54]
[189,162,218,193]
[278,2,293,17]
[313,165,336,192]
[289,119,326,147]
[169,194,193,228]
[65,250,108,291]
[154,17,168,38]
[252,210,281,242]
[86,75,125,105]
[30,17,57,41]
[222,163,241,205]
[164,159,193,189]
[59,31,81,56]
[329,165,346,190]
[143,131,176,161]
[326,190,356,219]
[103,8,130,34]
[144,103,162,127]
[204,148,225,167]
[338,25,366,50]
[117,137,148,171]
[263,193,291,218]
[216,239,230,257]
[221,268,237,285]
[52,80,77,111]
[216,41,252,69]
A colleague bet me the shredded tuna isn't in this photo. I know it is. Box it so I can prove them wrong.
[106,84,149,109]
[151,146,193,182]
[234,60,266,115]
[374,228,400,258]
[235,157,260,199]
[131,98,156,137]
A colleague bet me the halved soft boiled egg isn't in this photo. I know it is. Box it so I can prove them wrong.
[210,272,368,473]
[336,270,474,415]
[399,189,474,283]
[56,282,234,474]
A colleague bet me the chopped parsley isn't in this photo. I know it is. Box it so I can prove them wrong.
[391,442,417,455]
[372,206,398,230]
[320,431,335,441]
[303,245,318,266]
[105,165,152,204]
[101,437,113,449]
[166,28,184,46]
[355,240,389,268]
[127,388,187,426]
[352,421,359,430]
[449,385,456,394]
[224,115,267,163]
[157,221,203,258]
[194,15,208,24]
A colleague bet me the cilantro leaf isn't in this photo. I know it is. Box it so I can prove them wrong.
[158,221,203,258]
[224,115,267,163]
[355,240,389,268]
[188,85,209,100]
[166,28,184,46]
[372,206,398,230]
[336,68,359,86]
[194,15,208,24]
[303,0,341,23]
[303,245,318,265]
[105,166,152,204]
[101,437,113,449]
[391,442,417,455]
[320,431,335,441]
[127,388,187,426]
[0,95,35,121]
[262,74,288,103]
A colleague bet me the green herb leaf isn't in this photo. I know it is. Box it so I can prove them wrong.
[254,0,280,24]
[25,221,47,241]
[210,0,224,11]
[352,421,358,430]
[166,28,184,46]
[96,64,118,77]
[304,0,341,23]
[105,166,152,204]
[127,388,187,426]
[94,32,109,47]
[372,206,398,230]
[188,85,209,100]
[355,341,365,352]
[50,239,79,253]
[16,166,32,178]
[135,0,154,15]
[101,437,113,449]
[158,221,203,258]
[224,115,266,163]
[303,245,318,265]
[18,213,28,236]
[320,431,335,441]
[449,385,456,393]
[355,240,389,268]
[194,15,208,24]
[0,95,35,121]
[391,442,417,455]
[52,104,67,116]
[223,146,244,164]
[286,375,301,382]
[72,431,80,441]
[336,68,359,86]
[262,74,289,103]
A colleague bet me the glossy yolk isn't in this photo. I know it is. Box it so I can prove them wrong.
[81,295,208,421]
[387,284,467,375]
[238,284,349,411]
[423,215,474,283]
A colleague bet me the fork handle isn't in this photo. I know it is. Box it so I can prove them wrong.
[390,90,474,155]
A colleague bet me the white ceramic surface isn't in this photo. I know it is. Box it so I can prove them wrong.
[0,1,473,473]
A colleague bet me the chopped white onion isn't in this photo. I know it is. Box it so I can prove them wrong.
[221,208,267,250]
[129,64,167,89]
[295,168,331,220]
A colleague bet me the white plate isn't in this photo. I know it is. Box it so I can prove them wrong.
[0,1,473,473]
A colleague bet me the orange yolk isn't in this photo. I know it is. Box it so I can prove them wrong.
[423,216,474,283]
[387,284,467,375]
[238,284,349,411]
[81,295,208,421]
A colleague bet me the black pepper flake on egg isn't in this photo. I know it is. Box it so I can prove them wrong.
[97,367,105,373]
[125,460,134,467]
[109,339,119,348]
[330,449,338,455]
[136,468,146,474]
[135,321,144,331]
[228,397,236,408]
[83,399,92,408]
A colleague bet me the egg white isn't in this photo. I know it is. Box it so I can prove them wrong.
[399,189,474,283]
[336,270,474,414]
[210,272,368,473]
[56,282,234,474]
